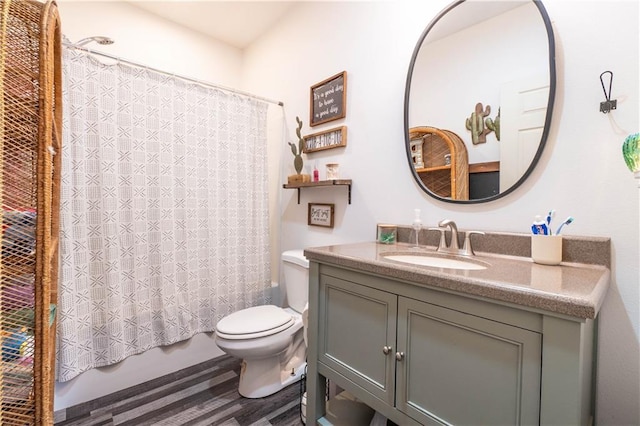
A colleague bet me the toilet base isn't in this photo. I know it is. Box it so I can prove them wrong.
[214,306,308,398]
[239,357,306,398]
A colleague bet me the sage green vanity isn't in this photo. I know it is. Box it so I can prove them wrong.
[304,234,610,425]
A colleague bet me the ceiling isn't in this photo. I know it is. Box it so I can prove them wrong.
[129,1,299,49]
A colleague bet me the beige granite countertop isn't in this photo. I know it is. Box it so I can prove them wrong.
[304,241,610,320]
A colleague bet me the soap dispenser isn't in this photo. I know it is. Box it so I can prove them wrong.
[411,209,422,247]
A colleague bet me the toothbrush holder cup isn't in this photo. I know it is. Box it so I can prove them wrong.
[531,235,563,265]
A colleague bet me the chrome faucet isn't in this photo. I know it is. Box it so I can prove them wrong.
[433,219,484,256]
[438,219,460,252]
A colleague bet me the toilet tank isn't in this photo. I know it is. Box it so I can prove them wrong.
[282,250,309,313]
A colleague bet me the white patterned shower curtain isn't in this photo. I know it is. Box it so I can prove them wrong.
[56,49,272,382]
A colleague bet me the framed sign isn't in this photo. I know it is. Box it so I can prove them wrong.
[310,71,347,127]
[308,203,335,228]
[303,126,347,153]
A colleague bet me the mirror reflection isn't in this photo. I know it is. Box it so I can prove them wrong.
[405,0,555,203]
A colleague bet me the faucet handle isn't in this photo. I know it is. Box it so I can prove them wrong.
[428,227,447,251]
[462,231,485,256]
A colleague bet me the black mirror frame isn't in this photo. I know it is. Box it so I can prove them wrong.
[403,0,556,204]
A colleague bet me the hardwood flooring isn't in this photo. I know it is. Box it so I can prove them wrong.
[54,355,304,426]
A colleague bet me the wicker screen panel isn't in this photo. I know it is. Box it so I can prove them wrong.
[409,126,469,201]
[0,0,61,424]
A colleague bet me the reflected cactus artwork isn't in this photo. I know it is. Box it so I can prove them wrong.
[486,108,501,141]
[622,133,640,173]
[465,102,492,144]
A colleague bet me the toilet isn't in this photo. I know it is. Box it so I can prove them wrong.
[214,250,309,398]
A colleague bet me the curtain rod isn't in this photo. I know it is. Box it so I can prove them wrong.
[62,43,284,107]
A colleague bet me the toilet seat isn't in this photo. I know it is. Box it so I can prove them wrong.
[216,305,294,340]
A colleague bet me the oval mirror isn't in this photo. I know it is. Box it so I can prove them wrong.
[404,0,555,203]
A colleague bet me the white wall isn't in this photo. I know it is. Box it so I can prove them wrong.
[53,1,639,423]
[58,1,242,87]
[243,1,639,424]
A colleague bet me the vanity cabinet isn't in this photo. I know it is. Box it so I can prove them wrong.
[396,296,541,425]
[318,275,397,407]
[307,262,598,426]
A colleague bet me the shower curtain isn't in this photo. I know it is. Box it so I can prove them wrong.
[56,49,272,382]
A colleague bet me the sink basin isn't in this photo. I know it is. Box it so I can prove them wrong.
[383,254,488,270]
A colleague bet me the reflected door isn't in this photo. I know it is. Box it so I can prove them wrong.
[500,74,550,190]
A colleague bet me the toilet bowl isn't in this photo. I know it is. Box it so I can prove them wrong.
[214,250,309,398]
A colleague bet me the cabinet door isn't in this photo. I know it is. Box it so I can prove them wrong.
[318,275,397,405]
[396,297,541,426]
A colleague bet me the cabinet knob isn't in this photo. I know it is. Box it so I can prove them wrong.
[382,346,392,355]
[395,351,405,361]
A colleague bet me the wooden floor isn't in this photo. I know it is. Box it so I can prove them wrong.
[54,355,304,426]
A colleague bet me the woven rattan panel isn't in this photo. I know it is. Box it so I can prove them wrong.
[419,168,451,198]
[441,129,469,200]
[418,134,453,197]
[0,0,61,424]
[422,133,450,168]
[410,127,469,200]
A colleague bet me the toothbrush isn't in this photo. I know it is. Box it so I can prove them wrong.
[555,216,574,235]
[545,209,555,233]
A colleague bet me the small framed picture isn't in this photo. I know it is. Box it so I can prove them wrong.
[310,71,347,127]
[308,203,335,228]
[303,126,347,153]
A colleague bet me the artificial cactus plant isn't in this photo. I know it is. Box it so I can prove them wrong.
[485,107,501,141]
[465,102,492,144]
[288,116,305,174]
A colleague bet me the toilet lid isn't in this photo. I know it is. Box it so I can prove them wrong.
[216,305,294,339]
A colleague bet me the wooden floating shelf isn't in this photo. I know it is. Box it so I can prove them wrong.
[416,165,452,173]
[283,179,352,204]
[469,161,500,174]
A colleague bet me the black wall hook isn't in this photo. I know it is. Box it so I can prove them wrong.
[599,71,617,113]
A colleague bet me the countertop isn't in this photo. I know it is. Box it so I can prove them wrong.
[304,242,610,320]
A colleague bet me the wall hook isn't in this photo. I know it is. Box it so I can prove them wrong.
[599,71,617,113]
